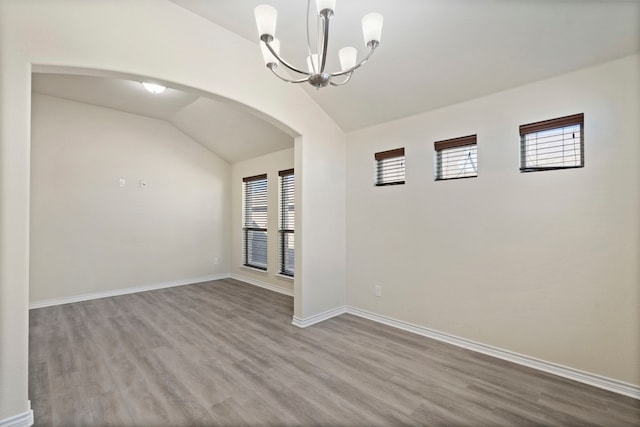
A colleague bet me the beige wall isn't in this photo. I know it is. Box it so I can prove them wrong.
[295,132,347,319]
[1,0,346,419]
[230,148,295,293]
[30,94,230,303]
[346,54,640,386]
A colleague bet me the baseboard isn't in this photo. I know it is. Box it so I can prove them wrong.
[230,274,294,297]
[29,274,230,309]
[0,401,34,427]
[346,306,640,400]
[292,305,347,328]
[26,275,639,400]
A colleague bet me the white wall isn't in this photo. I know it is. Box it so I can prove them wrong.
[0,0,346,420]
[230,149,294,293]
[30,94,230,303]
[346,54,640,386]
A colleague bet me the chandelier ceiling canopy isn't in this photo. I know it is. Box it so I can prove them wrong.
[254,0,383,88]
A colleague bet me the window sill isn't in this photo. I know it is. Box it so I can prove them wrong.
[375,181,405,187]
[276,274,294,281]
[519,165,584,173]
[434,175,477,181]
[240,265,268,275]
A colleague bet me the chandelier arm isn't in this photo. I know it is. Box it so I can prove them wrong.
[306,0,316,73]
[268,64,311,84]
[315,11,321,73]
[262,38,312,76]
[329,73,353,86]
[330,41,379,78]
[319,14,330,73]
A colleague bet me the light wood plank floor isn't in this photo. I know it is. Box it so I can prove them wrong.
[29,278,639,426]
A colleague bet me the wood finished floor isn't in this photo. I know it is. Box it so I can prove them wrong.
[29,278,639,427]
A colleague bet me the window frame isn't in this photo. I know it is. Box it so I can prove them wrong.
[434,134,478,181]
[519,113,584,172]
[374,147,406,186]
[242,174,268,271]
[278,169,295,277]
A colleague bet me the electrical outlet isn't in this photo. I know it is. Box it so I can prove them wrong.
[375,285,382,297]
[119,178,126,187]
[214,257,219,265]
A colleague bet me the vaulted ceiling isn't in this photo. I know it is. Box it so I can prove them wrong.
[32,0,639,163]
[173,0,640,131]
[32,73,294,163]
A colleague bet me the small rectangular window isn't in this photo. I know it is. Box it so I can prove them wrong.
[279,169,294,277]
[243,174,268,270]
[375,148,405,186]
[434,135,477,180]
[520,113,584,172]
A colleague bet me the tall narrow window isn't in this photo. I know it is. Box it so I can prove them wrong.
[520,113,584,172]
[243,174,268,270]
[279,169,295,277]
[434,135,478,180]
[375,148,405,186]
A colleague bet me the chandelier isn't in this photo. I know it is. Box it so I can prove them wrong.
[254,0,383,88]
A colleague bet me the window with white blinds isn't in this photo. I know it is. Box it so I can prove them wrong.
[375,148,405,186]
[243,174,267,270]
[279,169,294,277]
[434,135,477,181]
[520,113,584,172]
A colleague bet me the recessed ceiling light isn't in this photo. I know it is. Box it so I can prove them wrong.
[141,82,166,94]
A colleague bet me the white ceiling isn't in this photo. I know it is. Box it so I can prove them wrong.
[32,73,295,163]
[32,1,639,163]
[173,0,640,132]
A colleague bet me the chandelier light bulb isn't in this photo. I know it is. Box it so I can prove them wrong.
[254,4,277,38]
[338,47,357,72]
[362,12,384,46]
[316,0,336,15]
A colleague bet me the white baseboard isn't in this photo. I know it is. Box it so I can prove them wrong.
[292,305,347,328]
[346,306,640,400]
[230,274,294,297]
[26,274,639,400]
[0,401,33,427]
[29,274,230,309]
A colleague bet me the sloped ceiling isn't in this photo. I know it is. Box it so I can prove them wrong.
[32,1,639,164]
[173,0,640,131]
[32,73,294,163]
